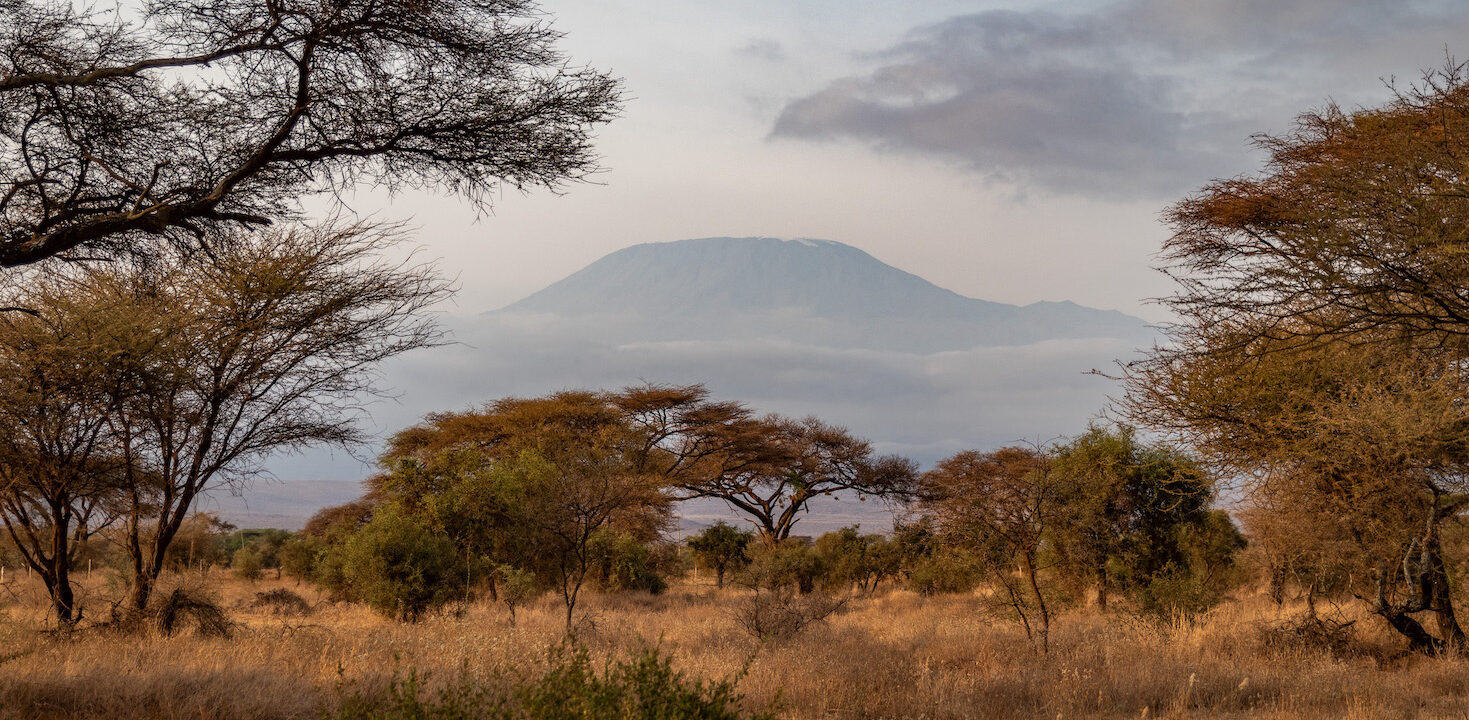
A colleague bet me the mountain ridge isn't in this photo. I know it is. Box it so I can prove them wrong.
[493,237,1151,352]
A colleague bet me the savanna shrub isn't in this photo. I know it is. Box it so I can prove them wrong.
[497,564,541,626]
[741,540,823,594]
[588,531,668,594]
[328,645,774,720]
[731,587,846,643]
[339,504,464,621]
[278,534,322,583]
[232,547,264,581]
[251,588,314,616]
[907,549,982,595]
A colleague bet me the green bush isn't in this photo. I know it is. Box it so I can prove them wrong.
[686,522,752,588]
[339,504,464,621]
[278,534,322,582]
[232,547,264,581]
[907,549,982,595]
[740,540,823,594]
[497,564,541,626]
[587,531,668,595]
[1131,511,1247,619]
[328,645,774,720]
[1134,564,1219,619]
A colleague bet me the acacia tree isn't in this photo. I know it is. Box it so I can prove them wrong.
[675,415,919,545]
[920,446,1058,652]
[374,391,671,631]
[613,384,921,544]
[687,521,752,588]
[0,0,621,267]
[1122,62,1469,655]
[110,222,449,615]
[1159,62,1469,353]
[0,271,170,624]
[1125,328,1469,653]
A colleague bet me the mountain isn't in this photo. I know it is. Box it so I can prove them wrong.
[499,237,1151,352]
[238,236,1155,531]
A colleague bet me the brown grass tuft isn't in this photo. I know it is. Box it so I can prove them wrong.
[248,588,314,617]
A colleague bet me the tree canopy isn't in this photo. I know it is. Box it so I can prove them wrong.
[1159,63,1469,354]
[0,0,621,267]
[1123,63,1469,654]
[0,222,449,623]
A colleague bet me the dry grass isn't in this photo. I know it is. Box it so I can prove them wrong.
[2,571,1468,719]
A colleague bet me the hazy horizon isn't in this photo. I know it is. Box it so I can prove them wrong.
[232,0,1469,526]
[226,235,1156,530]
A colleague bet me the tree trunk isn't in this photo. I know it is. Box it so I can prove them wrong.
[43,503,77,626]
[1424,525,1466,648]
[1095,562,1108,612]
[1022,550,1050,654]
[130,571,153,617]
[1380,607,1447,655]
[50,558,75,626]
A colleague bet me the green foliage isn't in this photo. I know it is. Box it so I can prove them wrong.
[906,548,984,595]
[811,526,899,592]
[740,540,823,594]
[232,547,264,582]
[497,564,541,626]
[164,513,237,570]
[339,505,465,621]
[279,534,322,582]
[1132,510,1248,619]
[241,529,292,573]
[686,522,752,588]
[328,645,774,720]
[588,531,668,594]
[1048,424,1244,612]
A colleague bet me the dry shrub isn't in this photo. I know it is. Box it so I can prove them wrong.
[251,588,314,616]
[1260,611,1358,657]
[154,587,233,637]
[732,589,846,643]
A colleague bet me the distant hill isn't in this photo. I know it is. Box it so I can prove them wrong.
[240,236,1154,531]
[497,237,1151,352]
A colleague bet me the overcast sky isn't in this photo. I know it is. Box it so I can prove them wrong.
[339,0,1469,322]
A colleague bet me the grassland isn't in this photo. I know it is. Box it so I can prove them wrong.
[2,572,1468,719]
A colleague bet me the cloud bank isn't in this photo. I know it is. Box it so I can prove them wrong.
[772,1,1469,199]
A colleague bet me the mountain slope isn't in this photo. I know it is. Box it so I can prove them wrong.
[497,237,1150,352]
[245,236,1153,529]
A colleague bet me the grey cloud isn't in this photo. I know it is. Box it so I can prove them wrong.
[771,2,1469,199]
[1120,0,1442,55]
[771,10,1229,198]
[736,38,787,63]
